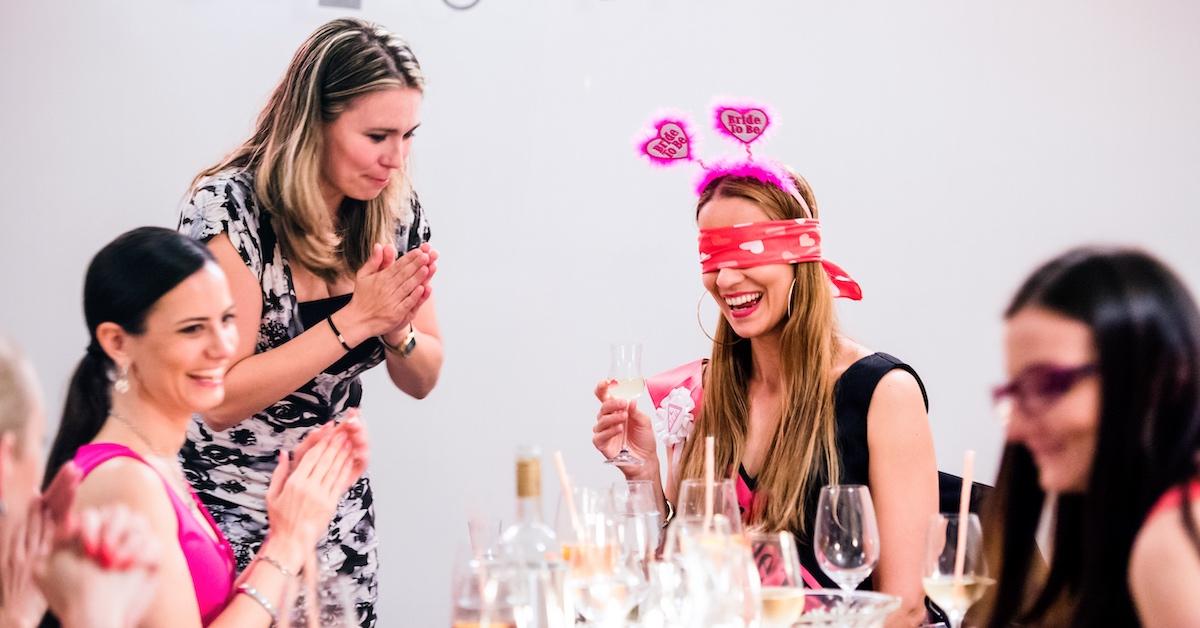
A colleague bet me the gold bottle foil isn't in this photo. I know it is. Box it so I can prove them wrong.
[516,457,541,498]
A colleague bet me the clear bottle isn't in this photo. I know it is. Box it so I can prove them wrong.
[498,446,568,628]
[499,446,558,564]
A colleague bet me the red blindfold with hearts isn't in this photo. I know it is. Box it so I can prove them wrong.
[698,219,863,301]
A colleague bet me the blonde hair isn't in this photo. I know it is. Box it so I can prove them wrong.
[194,18,425,282]
[676,172,841,534]
[0,335,39,455]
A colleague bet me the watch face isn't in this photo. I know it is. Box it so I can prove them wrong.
[401,333,417,356]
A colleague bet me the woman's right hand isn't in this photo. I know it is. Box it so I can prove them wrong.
[592,380,659,477]
[340,243,437,343]
[264,421,369,563]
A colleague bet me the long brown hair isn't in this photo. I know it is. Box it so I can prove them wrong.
[675,172,841,534]
[193,18,424,282]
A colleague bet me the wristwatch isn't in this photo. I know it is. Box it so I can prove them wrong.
[381,324,417,358]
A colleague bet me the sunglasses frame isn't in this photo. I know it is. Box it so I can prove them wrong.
[992,363,1098,420]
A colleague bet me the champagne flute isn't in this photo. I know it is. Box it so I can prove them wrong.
[922,514,992,628]
[813,484,880,591]
[749,531,806,628]
[604,342,645,467]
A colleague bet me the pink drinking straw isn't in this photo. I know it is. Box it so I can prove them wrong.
[553,451,584,542]
[954,450,976,583]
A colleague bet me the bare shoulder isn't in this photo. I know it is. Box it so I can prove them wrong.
[871,369,926,413]
[74,458,177,530]
[1131,496,1200,575]
[866,365,933,449]
[1130,494,1200,624]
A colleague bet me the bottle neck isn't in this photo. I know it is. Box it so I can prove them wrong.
[514,493,544,523]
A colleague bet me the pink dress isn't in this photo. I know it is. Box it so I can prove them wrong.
[74,443,236,625]
[1147,479,1200,521]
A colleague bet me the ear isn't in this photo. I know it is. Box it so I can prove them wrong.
[94,321,132,368]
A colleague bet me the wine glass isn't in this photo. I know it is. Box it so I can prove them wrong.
[665,516,761,625]
[675,478,743,534]
[604,342,645,467]
[749,531,806,628]
[561,511,642,627]
[813,484,880,591]
[610,480,661,556]
[449,550,532,628]
[922,514,992,628]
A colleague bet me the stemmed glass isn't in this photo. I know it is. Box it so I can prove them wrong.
[922,513,992,628]
[675,478,743,534]
[557,493,644,627]
[749,531,806,628]
[814,484,880,591]
[449,548,532,628]
[610,480,661,556]
[604,343,645,467]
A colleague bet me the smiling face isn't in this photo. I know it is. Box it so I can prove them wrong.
[1002,306,1101,493]
[116,263,239,417]
[319,86,422,207]
[697,195,796,340]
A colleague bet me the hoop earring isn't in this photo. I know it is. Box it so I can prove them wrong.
[113,363,130,395]
[787,279,796,319]
[697,292,741,347]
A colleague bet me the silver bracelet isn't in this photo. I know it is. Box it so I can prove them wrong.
[237,584,278,623]
[662,498,676,529]
[257,554,294,578]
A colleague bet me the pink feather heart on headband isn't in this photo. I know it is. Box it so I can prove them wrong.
[641,119,692,164]
[716,107,769,144]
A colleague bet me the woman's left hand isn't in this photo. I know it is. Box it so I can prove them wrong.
[380,245,438,339]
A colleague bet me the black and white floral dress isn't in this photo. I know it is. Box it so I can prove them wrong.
[178,169,430,627]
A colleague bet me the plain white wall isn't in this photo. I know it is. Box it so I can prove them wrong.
[3,0,1199,623]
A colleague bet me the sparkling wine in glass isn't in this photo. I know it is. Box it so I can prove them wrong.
[813,484,880,591]
[605,343,645,467]
[922,513,993,628]
[749,531,806,628]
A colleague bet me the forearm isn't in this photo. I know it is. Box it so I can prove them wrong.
[210,536,307,628]
[382,328,443,399]
[202,309,366,430]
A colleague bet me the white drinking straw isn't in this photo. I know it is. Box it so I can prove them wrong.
[954,450,976,582]
[704,435,715,531]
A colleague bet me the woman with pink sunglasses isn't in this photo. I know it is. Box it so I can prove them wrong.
[982,247,1200,626]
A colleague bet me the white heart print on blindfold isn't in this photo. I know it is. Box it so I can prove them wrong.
[718,108,769,144]
[799,234,817,248]
[644,122,690,161]
[738,240,765,255]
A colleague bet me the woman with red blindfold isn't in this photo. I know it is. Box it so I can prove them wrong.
[592,167,937,626]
